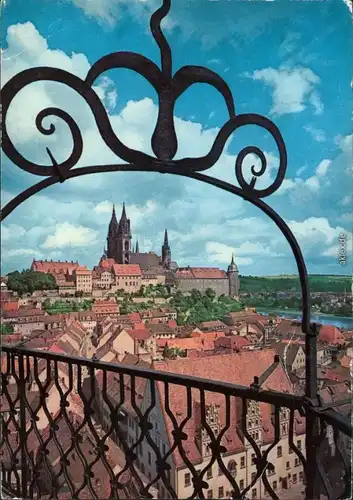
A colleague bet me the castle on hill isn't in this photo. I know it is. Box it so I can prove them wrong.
[31,204,240,297]
[102,203,240,297]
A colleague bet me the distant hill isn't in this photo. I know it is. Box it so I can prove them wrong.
[240,275,351,293]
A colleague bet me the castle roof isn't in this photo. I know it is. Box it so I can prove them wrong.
[112,264,142,276]
[130,252,161,270]
[175,267,227,280]
[31,260,80,275]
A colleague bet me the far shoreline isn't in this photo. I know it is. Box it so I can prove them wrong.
[255,307,352,321]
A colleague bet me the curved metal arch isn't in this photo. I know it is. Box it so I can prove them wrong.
[0,0,318,401]
[0,162,309,330]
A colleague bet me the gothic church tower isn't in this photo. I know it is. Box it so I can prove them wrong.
[106,203,132,264]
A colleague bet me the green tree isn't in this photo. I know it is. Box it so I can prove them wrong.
[0,324,14,335]
[205,288,216,300]
[7,270,57,296]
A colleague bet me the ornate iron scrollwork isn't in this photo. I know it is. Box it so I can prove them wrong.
[2,0,285,213]
[3,2,351,499]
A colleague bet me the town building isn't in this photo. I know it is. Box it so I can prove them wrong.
[73,266,92,294]
[92,350,306,499]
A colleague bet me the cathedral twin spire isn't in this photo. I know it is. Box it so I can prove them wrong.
[107,204,171,268]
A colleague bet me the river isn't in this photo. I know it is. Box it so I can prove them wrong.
[257,309,353,330]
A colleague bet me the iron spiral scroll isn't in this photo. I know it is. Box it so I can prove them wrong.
[3,1,350,498]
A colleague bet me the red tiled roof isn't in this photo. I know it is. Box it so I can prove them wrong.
[319,325,345,345]
[74,266,92,275]
[215,336,251,349]
[128,312,142,323]
[32,260,80,275]
[112,264,142,276]
[1,301,19,312]
[175,267,227,279]
[166,337,215,351]
[99,258,117,269]
[198,320,228,330]
[48,344,66,354]
[190,331,226,339]
[92,300,119,314]
[1,334,22,344]
[126,328,150,340]
[153,350,300,467]
[3,308,44,319]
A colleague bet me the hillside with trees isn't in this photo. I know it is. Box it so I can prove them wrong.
[6,270,57,296]
[240,275,351,293]
[170,289,243,325]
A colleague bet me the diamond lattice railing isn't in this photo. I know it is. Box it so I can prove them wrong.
[1,345,352,500]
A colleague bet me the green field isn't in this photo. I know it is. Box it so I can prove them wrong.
[240,275,351,293]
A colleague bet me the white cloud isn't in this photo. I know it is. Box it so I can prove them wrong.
[245,66,322,116]
[304,125,326,143]
[206,242,253,266]
[42,222,99,248]
[287,218,352,259]
[2,248,41,258]
[341,195,352,207]
[69,0,174,29]
[94,200,114,214]
[1,224,26,242]
[296,165,307,176]
[235,241,284,257]
[315,159,331,177]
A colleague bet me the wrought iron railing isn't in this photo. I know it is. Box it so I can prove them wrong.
[1,345,352,500]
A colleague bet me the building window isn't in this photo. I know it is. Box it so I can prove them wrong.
[295,458,300,467]
[148,452,151,465]
[273,481,277,491]
[289,446,293,454]
[140,463,145,474]
[299,471,304,482]
[239,480,244,490]
[240,456,245,468]
[218,487,224,498]
[251,472,256,482]
[228,460,237,478]
[297,440,302,451]
[207,468,212,479]
[286,461,290,470]
[268,464,275,476]
[251,453,256,465]
[207,490,213,499]
[218,465,223,476]
[252,488,257,499]
[184,473,191,487]
[293,473,297,484]
[277,446,282,458]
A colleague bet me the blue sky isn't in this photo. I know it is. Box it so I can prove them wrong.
[1,0,352,276]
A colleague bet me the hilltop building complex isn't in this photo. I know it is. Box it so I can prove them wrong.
[32,204,240,297]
